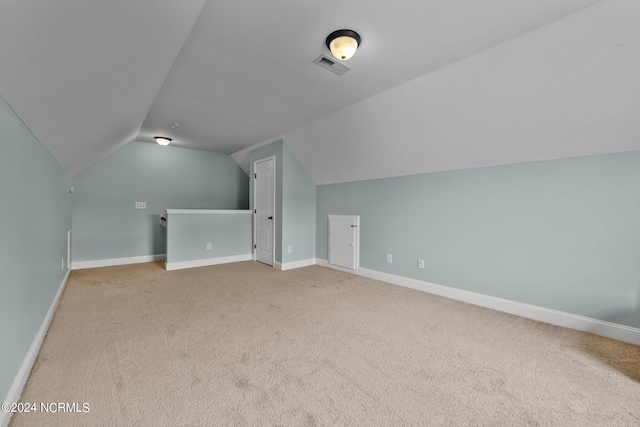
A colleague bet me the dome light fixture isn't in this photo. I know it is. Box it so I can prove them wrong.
[154,136,172,146]
[326,29,361,61]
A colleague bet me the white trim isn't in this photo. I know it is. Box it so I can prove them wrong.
[165,254,252,271]
[327,214,359,220]
[281,258,316,271]
[67,230,72,269]
[71,254,165,270]
[165,209,252,215]
[314,261,640,346]
[328,215,360,271]
[315,258,329,267]
[325,262,358,274]
[1,269,71,427]
[253,155,276,267]
[316,257,356,273]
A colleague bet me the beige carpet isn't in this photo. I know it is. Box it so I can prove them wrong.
[10,261,640,426]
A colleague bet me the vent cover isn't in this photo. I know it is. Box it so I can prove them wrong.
[313,54,351,76]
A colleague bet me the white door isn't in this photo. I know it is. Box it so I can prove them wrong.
[254,157,275,266]
[328,215,359,270]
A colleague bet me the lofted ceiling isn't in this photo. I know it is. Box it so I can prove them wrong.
[0,0,207,176]
[3,0,638,183]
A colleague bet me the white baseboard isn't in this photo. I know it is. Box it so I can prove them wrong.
[314,259,640,346]
[315,258,328,267]
[274,261,282,270]
[1,269,71,427]
[165,254,253,271]
[281,258,317,271]
[71,254,166,270]
[314,258,359,274]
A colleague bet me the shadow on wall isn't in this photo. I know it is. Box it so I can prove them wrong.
[233,166,250,209]
[152,214,166,255]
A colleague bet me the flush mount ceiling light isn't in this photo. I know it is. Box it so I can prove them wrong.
[154,136,172,146]
[326,29,361,61]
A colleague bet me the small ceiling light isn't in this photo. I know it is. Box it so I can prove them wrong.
[326,29,361,61]
[169,122,181,129]
[154,136,172,146]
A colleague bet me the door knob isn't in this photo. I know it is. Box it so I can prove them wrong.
[268,216,273,220]
[349,243,354,246]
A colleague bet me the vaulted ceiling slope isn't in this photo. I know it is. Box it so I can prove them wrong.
[0,0,207,176]
[137,0,603,156]
[234,0,640,185]
[4,0,635,181]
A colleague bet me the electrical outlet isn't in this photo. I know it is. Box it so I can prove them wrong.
[135,202,146,209]
[386,253,392,263]
[418,259,425,269]
[206,243,212,250]
[288,245,292,253]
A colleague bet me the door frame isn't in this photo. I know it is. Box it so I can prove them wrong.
[253,155,276,266]
[328,214,360,272]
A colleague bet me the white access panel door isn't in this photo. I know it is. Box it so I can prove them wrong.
[255,157,275,266]
[328,215,359,271]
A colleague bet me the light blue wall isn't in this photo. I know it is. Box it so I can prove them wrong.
[249,140,284,263]
[282,143,316,263]
[72,141,248,262]
[317,152,640,328]
[0,96,72,400]
[166,212,252,264]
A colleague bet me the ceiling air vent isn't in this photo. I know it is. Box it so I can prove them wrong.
[313,54,351,76]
